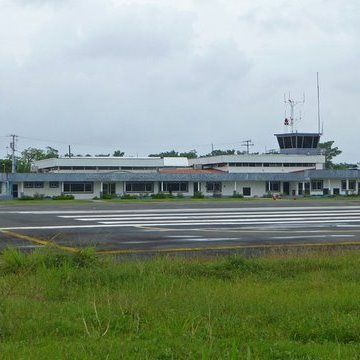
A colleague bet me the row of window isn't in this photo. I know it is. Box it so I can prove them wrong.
[42,166,158,172]
[16,180,360,194]
[24,182,59,189]
[214,162,316,168]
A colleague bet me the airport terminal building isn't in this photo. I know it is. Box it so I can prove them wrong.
[0,132,359,199]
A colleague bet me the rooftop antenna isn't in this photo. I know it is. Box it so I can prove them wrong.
[241,139,254,154]
[317,72,322,134]
[284,93,305,133]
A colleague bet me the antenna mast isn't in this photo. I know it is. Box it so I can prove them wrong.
[241,139,254,154]
[9,134,18,174]
[317,72,321,134]
[284,94,305,133]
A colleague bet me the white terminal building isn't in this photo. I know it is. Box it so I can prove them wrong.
[1,129,360,200]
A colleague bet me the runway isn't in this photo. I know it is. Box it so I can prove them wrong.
[1,201,360,254]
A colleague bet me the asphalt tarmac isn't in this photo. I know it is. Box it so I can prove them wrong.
[1,199,360,255]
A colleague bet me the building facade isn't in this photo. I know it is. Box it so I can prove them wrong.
[0,133,358,200]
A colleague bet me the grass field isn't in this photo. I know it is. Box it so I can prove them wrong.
[1,248,360,359]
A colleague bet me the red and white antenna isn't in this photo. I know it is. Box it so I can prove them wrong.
[283,93,305,133]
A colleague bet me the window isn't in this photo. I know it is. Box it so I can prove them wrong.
[243,187,251,196]
[103,183,116,195]
[63,182,93,193]
[311,180,323,191]
[163,182,188,192]
[341,180,347,190]
[34,182,44,188]
[266,181,280,192]
[349,180,356,191]
[49,182,59,188]
[125,182,153,192]
[206,182,222,192]
[24,182,34,188]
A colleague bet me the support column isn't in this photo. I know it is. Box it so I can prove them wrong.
[100,181,103,198]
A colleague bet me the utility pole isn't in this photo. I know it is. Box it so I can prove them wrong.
[9,134,18,173]
[241,139,254,154]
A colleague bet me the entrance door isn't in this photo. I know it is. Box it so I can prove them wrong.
[304,182,310,195]
[283,182,290,196]
[103,183,116,196]
[12,184,18,198]
[194,182,200,194]
[298,183,303,195]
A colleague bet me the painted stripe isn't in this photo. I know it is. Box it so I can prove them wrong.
[4,205,360,215]
[73,213,360,222]
[0,230,78,252]
[3,218,360,231]
[59,209,360,219]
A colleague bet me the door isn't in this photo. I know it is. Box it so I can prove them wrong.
[103,183,116,196]
[12,184,18,198]
[283,182,290,196]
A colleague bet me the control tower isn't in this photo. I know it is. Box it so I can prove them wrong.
[275,94,321,155]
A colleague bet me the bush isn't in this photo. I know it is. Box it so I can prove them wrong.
[232,191,244,198]
[18,195,34,201]
[121,194,138,200]
[52,194,75,200]
[151,192,174,199]
[33,193,47,200]
[192,191,204,199]
[101,193,113,200]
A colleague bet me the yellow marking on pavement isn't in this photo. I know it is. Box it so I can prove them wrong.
[1,230,78,253]
[97,240,360,255]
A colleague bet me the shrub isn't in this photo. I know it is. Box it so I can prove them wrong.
[121,194,138,200]
[18,195,34,200]
[192,191,204,199]
[232,191,244,198]
[101,193,113,200]
[52,194,75,200]
[33,193,46,200]
[151,192,174,199]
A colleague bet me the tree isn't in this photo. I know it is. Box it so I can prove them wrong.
[9,146,60,172]
[45,146,59,158]
[0,159,12,173]
[179,150,197,159]
[204,149,236,157]
[113,150,125,157]
[149,150,179,158]
[318,141,342,169]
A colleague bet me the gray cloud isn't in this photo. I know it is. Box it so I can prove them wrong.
[0,0,359,162]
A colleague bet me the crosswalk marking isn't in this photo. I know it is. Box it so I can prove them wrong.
[2,206,360,231]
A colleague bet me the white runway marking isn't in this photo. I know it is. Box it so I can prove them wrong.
[1,206,360,232]
[2,205,360,215]
[3,218,360,231]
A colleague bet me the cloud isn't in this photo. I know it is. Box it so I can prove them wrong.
[72,6,195,60]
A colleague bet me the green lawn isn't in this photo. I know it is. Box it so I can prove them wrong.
[1,248,360,359]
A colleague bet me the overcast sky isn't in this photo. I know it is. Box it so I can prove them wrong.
[0,0,359,162]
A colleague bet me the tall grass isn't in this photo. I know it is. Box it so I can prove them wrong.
[1,249,360,359]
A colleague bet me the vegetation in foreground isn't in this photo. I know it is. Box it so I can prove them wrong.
[1,248,360,359]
